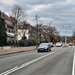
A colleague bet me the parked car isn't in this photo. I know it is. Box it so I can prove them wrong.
[37,43,51,52]
[56,42,62,47]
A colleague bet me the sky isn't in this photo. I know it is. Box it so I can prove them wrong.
[0,0,75,36]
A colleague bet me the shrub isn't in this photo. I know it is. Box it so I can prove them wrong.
[28,39,36,46]
[18,39,38,46]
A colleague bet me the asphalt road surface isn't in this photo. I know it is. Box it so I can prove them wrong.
[0,46,74,75]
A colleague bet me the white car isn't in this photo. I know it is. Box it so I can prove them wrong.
[56,42,62,47]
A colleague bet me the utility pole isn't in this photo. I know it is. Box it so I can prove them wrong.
[34,14,40,39]
[49,21,53,42]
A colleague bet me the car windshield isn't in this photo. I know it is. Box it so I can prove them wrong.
[39,43,48,46]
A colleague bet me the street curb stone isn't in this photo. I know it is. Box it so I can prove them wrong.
[0,46,36,56]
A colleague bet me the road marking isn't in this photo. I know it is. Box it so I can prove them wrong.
[0,67,18,75]
[0,52,54,75]
[72,52,75,75]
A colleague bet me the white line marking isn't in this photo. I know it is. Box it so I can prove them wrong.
[72,53,75,75]
[0,67,18,75]
[0,52,54,75]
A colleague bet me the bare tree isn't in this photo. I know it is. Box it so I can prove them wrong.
[11,4,27,45]
[11,4,27,25]
[38,23,43,42]
[42,25,57,42]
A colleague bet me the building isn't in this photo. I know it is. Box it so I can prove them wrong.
[0,11,39,42]
[18,24,31,40]
[0,11,15,42]
[0,11,58,43]
[18,24,40,40]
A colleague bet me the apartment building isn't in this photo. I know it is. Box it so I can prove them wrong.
[0,11,15,42]
[0,11,54,42]
[18,24,30,40]
[0,11,39,42]
[18,24,39,40]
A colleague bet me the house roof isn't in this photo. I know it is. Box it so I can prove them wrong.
[18,24,31,30]
[0,11,16,24]
[1,12,12,21]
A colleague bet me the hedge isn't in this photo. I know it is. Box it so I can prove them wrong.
[18,39,38,46]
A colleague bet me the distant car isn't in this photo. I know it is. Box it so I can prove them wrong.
[69,43,73,46]
[37,43,51,52]
[56,42,62,47]
[49,42,53,47]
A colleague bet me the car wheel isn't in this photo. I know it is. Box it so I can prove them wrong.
[37,50,40,52]
[50,48,51,51]
[47,48,49,52]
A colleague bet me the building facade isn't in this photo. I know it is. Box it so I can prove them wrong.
[0,11,15,42]
[18,24,31,40]
[18,24,39,40]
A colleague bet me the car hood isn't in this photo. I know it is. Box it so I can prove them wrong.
[38,46,48,49]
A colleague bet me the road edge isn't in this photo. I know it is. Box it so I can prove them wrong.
[72,52,75,75]
[0,48,36,56]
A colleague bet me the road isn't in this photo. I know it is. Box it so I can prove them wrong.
[0,46,74,75]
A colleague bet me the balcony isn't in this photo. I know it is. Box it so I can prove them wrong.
[7,32,15,37]
[5,20,12,25]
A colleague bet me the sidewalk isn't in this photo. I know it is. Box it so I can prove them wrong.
[0,46,36,55]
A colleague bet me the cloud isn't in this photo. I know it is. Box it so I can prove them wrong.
[0,0,17,6]
[0,0,18,14]
[0,0,75,36]
[27,4,53,15]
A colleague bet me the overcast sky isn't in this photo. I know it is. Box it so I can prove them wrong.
[0,0,75,36]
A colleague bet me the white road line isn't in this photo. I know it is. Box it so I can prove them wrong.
[0,67,18,75]
[19,52,54,69]
[72,53,75,75]
[0,52,54,75]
